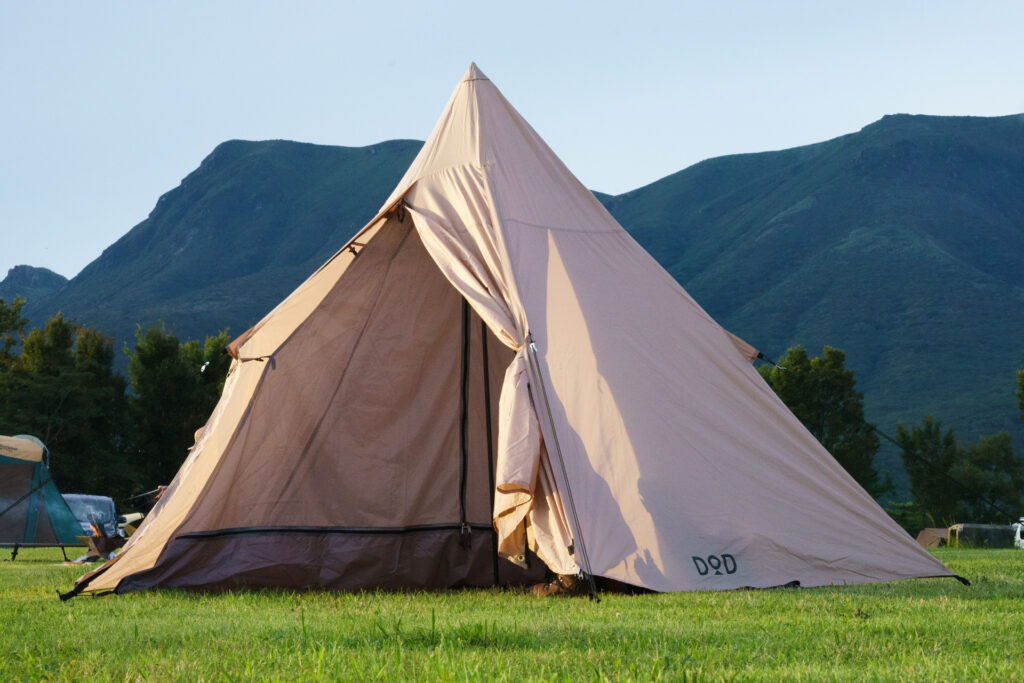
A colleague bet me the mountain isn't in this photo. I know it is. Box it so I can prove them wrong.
[21,115,1024,488]
[0,265,67,304]
[25,139,421,350]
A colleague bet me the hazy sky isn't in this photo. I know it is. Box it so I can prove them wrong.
[2,2,1022,279]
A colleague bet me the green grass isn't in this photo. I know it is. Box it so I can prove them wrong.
[2,548,1023,680]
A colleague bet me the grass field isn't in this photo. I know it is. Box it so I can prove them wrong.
[2,548,1022,681]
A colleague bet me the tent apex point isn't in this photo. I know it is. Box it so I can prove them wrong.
[463,62,488,82]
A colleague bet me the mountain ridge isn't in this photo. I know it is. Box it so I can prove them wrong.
[10,113,1024,490]
[22,138,423,347]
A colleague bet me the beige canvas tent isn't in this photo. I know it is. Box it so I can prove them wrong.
[70,64,959,597]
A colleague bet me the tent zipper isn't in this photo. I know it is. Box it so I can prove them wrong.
[458,299,471,549]
[481,320,500,584]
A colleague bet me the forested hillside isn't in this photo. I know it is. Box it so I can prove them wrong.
[21,139,422,351]
[9,114,1023,486]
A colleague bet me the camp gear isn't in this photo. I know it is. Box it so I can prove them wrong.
[1,434,83,560]
[63,494,119,537]
[531,573,582,597]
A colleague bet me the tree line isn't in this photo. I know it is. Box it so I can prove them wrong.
[2,295,1022,530]
[0,296,230,504]
[759,346,1024,530]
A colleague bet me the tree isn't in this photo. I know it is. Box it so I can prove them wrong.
[759,345,889,497]
[0,313,128,497]
[1017,369,1023,423]
[895,417,962,525]
[955,432,1023,521]
[65,326,130,497]
[896,416,1023,525]
[125,325,230,488]
[0,296,27,369]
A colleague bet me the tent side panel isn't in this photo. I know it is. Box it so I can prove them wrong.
[0,460,81,546]
[73,355,269,592]
[464,308,516,526]
[514,225,953,591]
[111,218,521,592]
[28,493,58,545]
[0,463,35,543]
[178,218,471,533]
[229,219,388,358]
[115,529,544,592]
[78,218,411,593]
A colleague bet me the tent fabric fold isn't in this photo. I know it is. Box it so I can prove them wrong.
[73,63,956,596]
[404,167,574,574]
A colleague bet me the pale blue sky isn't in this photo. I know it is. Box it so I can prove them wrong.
[2,2,1022,279]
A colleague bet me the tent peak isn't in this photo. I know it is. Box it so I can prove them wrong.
[462,62,489,82]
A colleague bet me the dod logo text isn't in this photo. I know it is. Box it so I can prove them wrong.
[692,554,737,576]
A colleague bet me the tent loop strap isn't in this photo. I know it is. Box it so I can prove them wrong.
[525,334,600,603]
[756,352,785,369]
[346,241,366,258]
[237,355,272,366]
[396,201,407,224]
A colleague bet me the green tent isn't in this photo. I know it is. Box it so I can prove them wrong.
[0,434,83,560]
